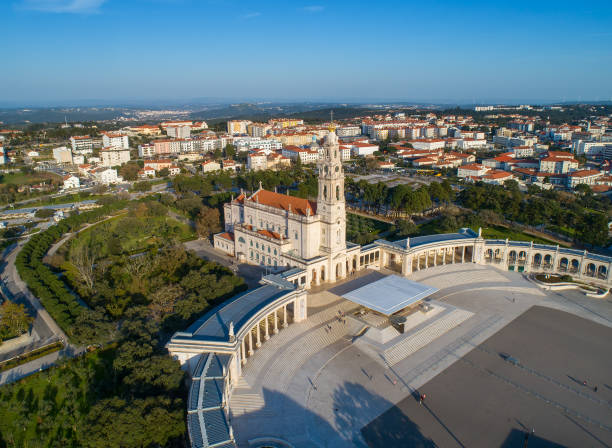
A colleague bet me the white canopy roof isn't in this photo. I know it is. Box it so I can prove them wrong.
[342,275,438,316]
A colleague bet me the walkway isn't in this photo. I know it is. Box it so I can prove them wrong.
[227,263,612,447]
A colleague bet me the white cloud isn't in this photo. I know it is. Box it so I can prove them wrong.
[302,5,324,13]
[240,11,261,19]
[19,0,106,13]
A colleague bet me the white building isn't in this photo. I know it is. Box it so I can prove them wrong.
[409,139,445,151]
[281,146,320,164]
[0,146,7,165]
[100,147,131,167]
[92,168,121,185]
[72,154,85,165]
[202,160,221,172]
[167,125,191,139]
[62,175,80,190]
[573,140,612,157]
[458,163,488,179]
[336,126,361,137]
[70,136,93,153]
[138,143,156,158]
[102,132,129,150]
[350,142,379,157]
[215,127,360,282]
[52,146,73,164]
[247,152,268,171]
[457,138,488,150]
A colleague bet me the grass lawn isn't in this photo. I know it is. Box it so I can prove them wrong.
[481,225,567,246]
[0,171,61,186]
[70,214,196,257]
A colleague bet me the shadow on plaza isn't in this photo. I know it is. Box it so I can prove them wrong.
[232,381,434,447]
[500,428,567,448]
[328,271,386,296]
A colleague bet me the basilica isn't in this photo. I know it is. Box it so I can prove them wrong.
[213,127,362,287]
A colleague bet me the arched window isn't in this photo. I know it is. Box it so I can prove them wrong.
[238,237,245,243]
[250,240,253,247]
[336,185,340,200]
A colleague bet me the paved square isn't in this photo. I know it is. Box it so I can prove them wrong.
[362,306,612,448]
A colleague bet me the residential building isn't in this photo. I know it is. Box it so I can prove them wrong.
[138,143,156,158]
[52,146,73,164]
[202,160,221,172]
[481,170,513,185]
[102,132,129,149]
[336,126,361,137]
[247,151,268,171]
[227,120,251,135]
[144,159,173,171]
[100,147,131,167]
[62,175,80,190]
[222,160,238,171]
[458,163,488,178]
[247,123,272,137]
[138,167,156,178]
[168,166,181,176]
[539,151,579,174]
[457,138,488,150]
[167,124,191,139]
[281,146,319,164]
[268,118,304,129]
[409,139,446,151]
[70,135,93,153]
[92,168,121,185]
[567,169,603,189]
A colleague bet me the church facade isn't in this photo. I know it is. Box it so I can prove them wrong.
[213,127,362,288]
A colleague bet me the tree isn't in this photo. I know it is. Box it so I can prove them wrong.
[575,183,592,196]
[119,163,140,181]
[195,205,221,237]
[131,181,151,192]
[0,301,33,341]
[148,284,184,321]
[158,167,169,177]
[224,143,236,159]
[70,243,97,292]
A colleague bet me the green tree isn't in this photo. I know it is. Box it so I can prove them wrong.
[0,300,33,341]
[195,205,221,237]
[224,143,236,159]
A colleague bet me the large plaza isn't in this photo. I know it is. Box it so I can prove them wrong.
[212,263,612,447]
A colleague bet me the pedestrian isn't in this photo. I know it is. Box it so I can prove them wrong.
[393,379,397,386]
[583,380,588,386]
[594,386,598,392]
[419,393,426,405]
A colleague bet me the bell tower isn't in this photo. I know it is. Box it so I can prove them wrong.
[317,125,346,254]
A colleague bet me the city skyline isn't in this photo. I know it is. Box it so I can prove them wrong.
[1,0,612,105]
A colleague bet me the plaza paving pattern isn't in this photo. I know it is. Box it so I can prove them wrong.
[228,264,612,447]
[363,306,612,448]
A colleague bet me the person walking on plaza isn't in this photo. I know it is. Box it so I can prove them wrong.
[419,393,426,405]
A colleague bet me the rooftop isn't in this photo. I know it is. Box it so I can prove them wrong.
[342,275,439,316]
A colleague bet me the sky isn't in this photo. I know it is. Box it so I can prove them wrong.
[1,0,612,106]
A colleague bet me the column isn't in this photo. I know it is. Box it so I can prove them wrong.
[241,339,247,365]
[264,314,270,340]
[283,305,288,328]
[248,330,254,356]
[443,249,447,265]
[273,309,279,334]
[256,321,262,348]
[461,246,465,263]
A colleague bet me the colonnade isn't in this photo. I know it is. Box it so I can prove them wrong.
[239,303,290,366]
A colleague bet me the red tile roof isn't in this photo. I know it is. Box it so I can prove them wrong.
[217,232,234,241]
[249,189,317,216]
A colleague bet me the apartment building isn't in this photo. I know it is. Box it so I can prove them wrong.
[53,146,73,164]
[100,147,131,167]
[102,132,129,149]
[70,135,93,153]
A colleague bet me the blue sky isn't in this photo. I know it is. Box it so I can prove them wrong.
[1,0,612,105]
